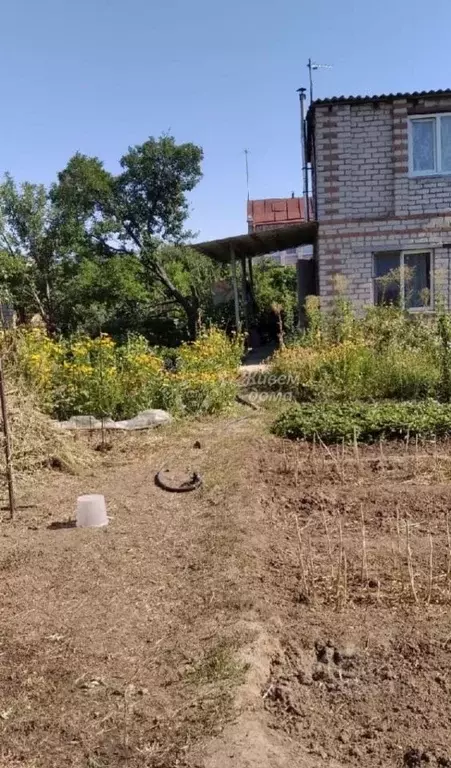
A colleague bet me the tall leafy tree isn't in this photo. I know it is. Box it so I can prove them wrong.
[0,174,77,330]
[52,135,206,338]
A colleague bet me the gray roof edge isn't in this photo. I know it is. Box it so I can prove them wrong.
[311,89,451,108]
[192,221,317,261]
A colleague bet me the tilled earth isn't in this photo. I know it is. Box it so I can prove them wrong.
[0,417,269,768]
[2,416,451,768]
[259,439,451,767]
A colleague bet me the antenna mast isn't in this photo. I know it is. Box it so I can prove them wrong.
[244,149,250,201]
[307,58,333,103]
[297,88,309,221]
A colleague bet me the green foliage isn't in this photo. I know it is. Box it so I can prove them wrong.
[0,175,76,329]
[16,326,242,420]
[0,250,32,313]
[436,298,451,400]
[0,137,214,342]
[270,340,438,402]
[252,260,298,337]
[52,136,205,338]
[270,301,445,403]
[272,400,451,443]
[57,254,150,336]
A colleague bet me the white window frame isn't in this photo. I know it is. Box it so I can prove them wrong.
[408,113,451,176]
[373,249,434,311]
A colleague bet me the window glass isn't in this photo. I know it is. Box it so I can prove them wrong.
[411,119,436,172]
[404,252,431,308]
[374,252,401,306]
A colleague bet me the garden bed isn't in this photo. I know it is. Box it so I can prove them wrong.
[272,399,451,443]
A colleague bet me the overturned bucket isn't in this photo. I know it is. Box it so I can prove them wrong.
[76,494,108,528]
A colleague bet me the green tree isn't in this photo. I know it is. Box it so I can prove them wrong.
[58,253,151,336]
[52,135,206,338]
[253,259,298,338]
[0,174,78,330]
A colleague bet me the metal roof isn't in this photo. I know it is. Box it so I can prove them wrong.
[247,197,307,227]
[312,89,451,107]
[192,221,317,262]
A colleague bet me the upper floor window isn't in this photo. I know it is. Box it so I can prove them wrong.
[409,114,451,175]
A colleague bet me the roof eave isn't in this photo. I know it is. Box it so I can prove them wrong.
[310,88,451,109]
[192,221,318,263]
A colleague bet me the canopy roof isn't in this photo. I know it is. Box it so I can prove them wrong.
[192,221,317,262]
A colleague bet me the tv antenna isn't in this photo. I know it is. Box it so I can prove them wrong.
[244,149,250,201]
[307,58,333,103]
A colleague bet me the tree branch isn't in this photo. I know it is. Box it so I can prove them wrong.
[0,228,17,258]
[93,235,131,256]
[144,252,192,312]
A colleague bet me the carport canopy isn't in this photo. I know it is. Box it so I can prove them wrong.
[192,221,317,262]
[191,221,318,333]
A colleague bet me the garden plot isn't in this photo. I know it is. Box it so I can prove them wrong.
[259,437,451,767]
[2,412,451,768]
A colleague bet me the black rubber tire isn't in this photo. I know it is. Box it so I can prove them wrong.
[155,470,202,493]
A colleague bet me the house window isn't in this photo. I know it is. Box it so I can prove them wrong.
[409,114,451,175]
[374,251,432,309]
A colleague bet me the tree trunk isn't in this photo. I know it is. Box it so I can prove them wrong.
[185,303,199,341]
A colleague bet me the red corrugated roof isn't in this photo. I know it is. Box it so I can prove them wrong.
[247,197,308,228]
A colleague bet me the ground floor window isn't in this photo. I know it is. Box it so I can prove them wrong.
[373,250,432,309]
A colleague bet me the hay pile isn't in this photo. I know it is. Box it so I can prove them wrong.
[1,385,92,475]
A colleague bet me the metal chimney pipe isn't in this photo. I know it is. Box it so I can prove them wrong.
[297,87,309,222]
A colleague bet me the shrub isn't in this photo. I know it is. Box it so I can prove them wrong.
[272,400,451,443]
[270,302,442,403]
[15,326,242,420]
[270,341,373,401]
[158,371,238,415]
[176,327,244,373]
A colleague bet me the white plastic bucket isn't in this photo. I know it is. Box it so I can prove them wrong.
[76,494,108,528]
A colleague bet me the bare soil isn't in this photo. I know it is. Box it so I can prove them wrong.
[0,416,271,768]
[260,438,451,768]
[2,415,451,767]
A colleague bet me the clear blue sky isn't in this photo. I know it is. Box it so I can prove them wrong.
[1,0,451,241]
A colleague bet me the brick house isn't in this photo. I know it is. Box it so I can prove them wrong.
[308,89,451,310]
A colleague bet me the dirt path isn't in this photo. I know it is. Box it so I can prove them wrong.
[2,416,451,767]
[0,415,286,768]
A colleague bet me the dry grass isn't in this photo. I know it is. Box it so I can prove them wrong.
[282,438,451,608]
[2,383,91,476]
[260,434,451,766]
[0,412,267,768]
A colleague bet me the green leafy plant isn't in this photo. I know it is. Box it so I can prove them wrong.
[272,400,451,443]
[270,300,444,403]
[16,326,242,420]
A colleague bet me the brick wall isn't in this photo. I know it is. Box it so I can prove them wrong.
[393,97,451,215]
[317,215,451,309]
[313,94,451,308]
[315,102,395,219]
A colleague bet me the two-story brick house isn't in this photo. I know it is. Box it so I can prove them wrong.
[308,89,451,310]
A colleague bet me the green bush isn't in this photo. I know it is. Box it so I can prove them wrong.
[270,301,447,403]
[16,326,242,420]
[272,400,451,443]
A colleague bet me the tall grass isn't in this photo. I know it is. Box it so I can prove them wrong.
[271,298,448,403]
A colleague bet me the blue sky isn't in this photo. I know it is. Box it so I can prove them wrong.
[1,0,451,241]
